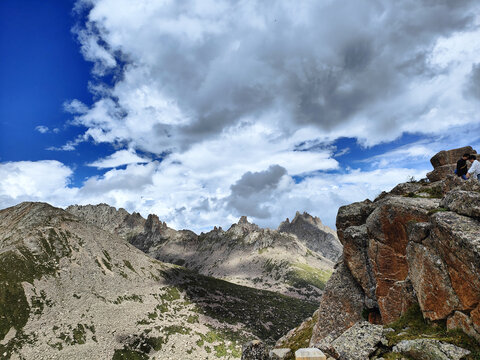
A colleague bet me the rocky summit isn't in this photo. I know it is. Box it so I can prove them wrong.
[0,202,321,359]
[255,147,480,360]
[67,206,339,300]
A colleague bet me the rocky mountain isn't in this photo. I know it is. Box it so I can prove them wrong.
[67,206,339,300]
[278,211,341,262]
[0,202,319,359]
[248,146,480,359]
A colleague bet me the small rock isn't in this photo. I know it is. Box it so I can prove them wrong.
[242,340,269,360]
[331,321,390,360]
[392,339,470,360]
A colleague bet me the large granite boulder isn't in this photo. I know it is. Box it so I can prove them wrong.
[430,146,476,168]
[366,197,439,323]
[407,211,480,338]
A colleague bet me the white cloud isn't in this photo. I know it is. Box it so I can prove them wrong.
[35,125,49,134]
[0,161,77,209]
[87,149,150,168]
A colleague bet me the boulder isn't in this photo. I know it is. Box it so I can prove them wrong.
[440,189,480,219]
[390,182,422,196]
[336,200,375,243]
[427,164,457,182]
[447,311,480,342]
[269,348,292,359]
[330,321,391,360]
[392,339,470,360]
[242,340,269,360]
[366,197,439,323]
[342,224,377,303]
[408,211,480,327]
[430,146,475,168]
[310,261,365,350]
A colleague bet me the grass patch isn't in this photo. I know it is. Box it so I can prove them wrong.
[285,263,332,291]
[427,207,448,216]
[275,312,318,360]
[384,304,480,360]
[123,260,136,273]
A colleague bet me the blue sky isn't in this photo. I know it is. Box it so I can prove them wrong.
[1,0,480,232]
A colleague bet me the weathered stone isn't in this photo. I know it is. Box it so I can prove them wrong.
[471,305,480,334]
[336,200,375,243]
[440,189,480,219]
[427,164,457,182]
[366,197,438,323]
[392,339,470,360]
[408,211,480,326]
[295,348,326,360]
[242,340,269,360]
[390,182,422,196]
[407,241,461,320]
[310,261,365,349]
[430,146,476,168]
[342,224,377,303]
[331,321,390,360]
[447,311,480,342]
[406,221,431,244]
[269,348,291,359]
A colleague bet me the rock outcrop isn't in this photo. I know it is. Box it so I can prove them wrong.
[304,146,480,358]
[427,146,476,182]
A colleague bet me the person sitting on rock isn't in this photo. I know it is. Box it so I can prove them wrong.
[455,153,470,180]
[466,155,480,180]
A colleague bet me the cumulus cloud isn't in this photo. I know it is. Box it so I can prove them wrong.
[0,161,77,208]
[68,0,480,153]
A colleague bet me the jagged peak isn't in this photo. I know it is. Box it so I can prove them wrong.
[238,215,249,224]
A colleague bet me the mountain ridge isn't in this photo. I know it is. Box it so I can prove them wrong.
[67,205,341,300]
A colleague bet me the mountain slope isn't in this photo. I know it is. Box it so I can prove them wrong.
[67,205,338,300]
[0,202,317,359]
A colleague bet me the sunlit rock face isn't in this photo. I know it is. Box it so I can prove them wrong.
[310,146,480,349]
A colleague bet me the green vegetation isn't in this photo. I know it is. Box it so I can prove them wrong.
[113,294,143,305]
[0,225,74,353]
[383,304,480,359]
[405,185,443,199]
[427,207,448,215]
[112,349,148,360]
[123,260,136,273]
[162,267,318,344]
[31,290,53,315]
[275,311,318,360]
[285,263,332,291]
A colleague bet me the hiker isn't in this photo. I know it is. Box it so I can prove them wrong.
[466,155,480,180]
[455,153,470,180]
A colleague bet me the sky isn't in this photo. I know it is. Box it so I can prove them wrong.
[1,0,480,232]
